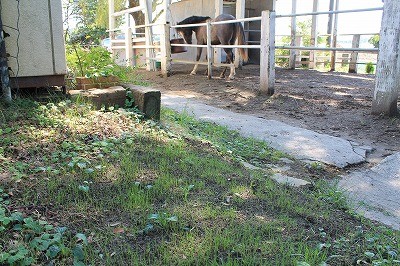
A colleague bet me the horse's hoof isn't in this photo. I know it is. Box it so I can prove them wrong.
[227,76,235,80]
[190,72,196,75]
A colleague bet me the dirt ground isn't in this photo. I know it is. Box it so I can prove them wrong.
[138,64,400,165]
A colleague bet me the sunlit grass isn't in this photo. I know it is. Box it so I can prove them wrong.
[0,99,399,265]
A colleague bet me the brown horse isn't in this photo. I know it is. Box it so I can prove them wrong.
[176,14,248,80]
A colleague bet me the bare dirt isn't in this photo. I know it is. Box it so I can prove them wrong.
[138,64,400,165]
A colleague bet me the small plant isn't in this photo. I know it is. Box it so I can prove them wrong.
[366,62,375,74]
[140,213,179,234]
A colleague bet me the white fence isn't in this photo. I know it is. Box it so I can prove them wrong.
[108,2,383,95]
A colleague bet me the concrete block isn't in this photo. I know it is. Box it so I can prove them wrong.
[123,84,161,120]
[69,86,126,109]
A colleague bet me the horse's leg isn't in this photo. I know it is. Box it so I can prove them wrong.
[224,48,235,80]
[191,47,203,75]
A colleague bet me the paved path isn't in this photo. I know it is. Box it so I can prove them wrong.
[162,93,399,230]
[162,94,369,168]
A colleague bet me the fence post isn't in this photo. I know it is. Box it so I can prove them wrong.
[108,0,116,57]
[160,23,171,77]
[348,34,360,73]
[289,0,297,69]
[260,10,275,95]
[125,27,134,67]
[309,0,319,69]
[330,0,339,71]
[235,0,245,68]
[206,21,213,79]
[214,0,223,65]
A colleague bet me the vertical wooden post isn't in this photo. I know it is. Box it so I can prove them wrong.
[269,11,276,91]
[141,0,155,71]
[0,16,11,103]
[295,36,302,67]
[327,0,334,46]
[160,23,171,77]
[309,0,319,69]
[125,27,134,67]
[260,10,275,95]
[372,0,400,116]
[108,0,116,57]
[348,34,360,73]
[214,0,223,65]
[289,0,297,69]
[235,0,245,68]
[330,0,339,71]
[206,21,213,79]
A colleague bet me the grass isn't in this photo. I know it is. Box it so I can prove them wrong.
[0,98,399,265]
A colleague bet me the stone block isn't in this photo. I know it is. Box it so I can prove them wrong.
[69,86,126,109]
[75,76,119,90]
[123,83,161,120]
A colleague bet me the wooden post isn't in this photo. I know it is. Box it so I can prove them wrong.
[214,0,223,65]
[141,0,155,71]
[309,0,319,69]
[260,10,275,95]
[108,0,116,57]
[372,0,400,116]
[160,23,171,77]
[0,16,11,103]
[206,21,213,79]
[330,0,339,71]
[289,0,297,69]
[235,0,245,68]
[348,34,360,73]
[295,36,302,67]
[327,0,334,46]
[125,27,134,67]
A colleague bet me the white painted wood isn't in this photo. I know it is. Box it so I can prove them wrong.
[268,11,276,90]
[214,0,223,65]
[109,0,116,57]
[260,11,274,95]
[160,23,171,77]
[372,0,400,116]
[330,0,339,71]
[309,0,319,69]
[125,27,134,67]
[141,0,155,71]
[289,0,297,69]
[206,21,213,79]
[348,34,360,73]
[235,0,245,68]
[327,0,334,46]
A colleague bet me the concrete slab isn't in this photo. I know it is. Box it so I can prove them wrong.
[271,173,311,187]
[162,94,369,168]
[339,152,400,230]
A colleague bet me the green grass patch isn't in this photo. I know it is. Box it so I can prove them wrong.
[0,99,398,265]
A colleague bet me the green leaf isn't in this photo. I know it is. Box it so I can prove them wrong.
[0,252,10,263]
[364,251,375,258]
[296,262,311,266]
[78,185,89,192]
[55,226,68,234]
[46,245,61,259]
[76,233,88,245]
[148,214,159,220]
[167,216,178,222]
[73,245,85,261]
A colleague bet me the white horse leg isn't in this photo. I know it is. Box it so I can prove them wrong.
[191,47,203,75]
[228,63,235,80]
[191,64,199,75]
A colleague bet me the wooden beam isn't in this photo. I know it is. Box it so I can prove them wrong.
[260,11,275,95]
[214,0,223,65]
[160,23,171,77]
[235,0,245,68]
[330,0,339,71]
[309,0,318,69]
[206,21,213,79]
[289,0,297,69]
[348,34,360,73]
[372,0,400,116]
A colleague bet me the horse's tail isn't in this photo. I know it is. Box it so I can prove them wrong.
[236,22,248,62]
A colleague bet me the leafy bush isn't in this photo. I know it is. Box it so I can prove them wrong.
[366,62,375,74]
[66,45,140,82]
